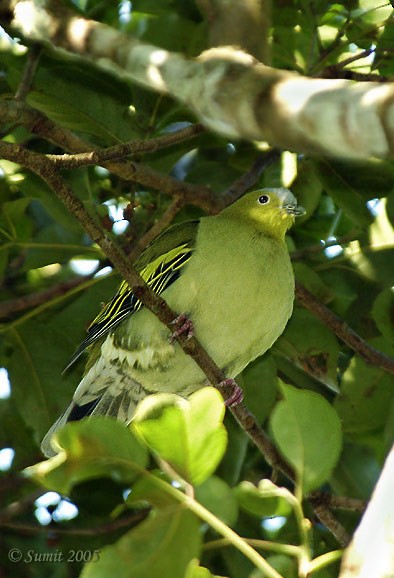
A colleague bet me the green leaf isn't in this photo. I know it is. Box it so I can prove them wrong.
[234,480,292,518]
[25,417,148,494]
[270,383,342,493]
[0,198,33,241]
[334,338,394,433]
[293,263,334,304]
[345,201,394,287]
[18,173,83,232]
[133,387,227,486]
[314,160,376,227]
[185,559,223,578]
[195,476,238,527]
[81,507,201,578]
[331,442,381,499]
[24,55,139,143]
[276,308,339,392]
[289,159,323,224]
[372,288,394,343]
[242,355,279,423]
[125,470,179,510]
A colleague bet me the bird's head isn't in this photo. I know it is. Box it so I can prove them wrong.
[222,188,305,239]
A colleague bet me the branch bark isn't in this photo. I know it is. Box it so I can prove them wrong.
[2,0,394,159]
[45,124,205,167]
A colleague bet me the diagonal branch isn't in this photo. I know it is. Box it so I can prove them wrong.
[295,282,394,375]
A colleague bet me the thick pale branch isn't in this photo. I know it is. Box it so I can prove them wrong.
[3,0,394,159]
[339,443,394,577]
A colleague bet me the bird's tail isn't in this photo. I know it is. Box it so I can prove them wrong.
[41,378,148,457]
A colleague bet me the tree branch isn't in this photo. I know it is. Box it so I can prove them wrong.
[0,511,149,536]
[0,98,216,211]
[45,124,205,167]
[3,0,394,159]
[14,43,42,101]
[223,149,281,205]
[295,282,394,375]
[0,273,97,319]
[127,198,185,261]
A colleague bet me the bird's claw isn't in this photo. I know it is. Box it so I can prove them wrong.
[218,378,244,406]
[169,314,194,343]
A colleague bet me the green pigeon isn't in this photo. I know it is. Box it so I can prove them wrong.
[41,188,304,456]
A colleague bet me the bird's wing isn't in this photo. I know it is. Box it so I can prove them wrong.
[65,220,199,369]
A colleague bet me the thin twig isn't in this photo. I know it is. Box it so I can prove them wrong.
[223,149,281,206]
[295,282,394,375]
[128,198,185,261]
[0,272,98,319]
[45,124,205,167]
[309,494,351,546]
[0,511,149,536]
[335,48,375,71]
[290,232,358,260]
[14,43,42,101]
[315,493,366,513]
[0,490,44,524]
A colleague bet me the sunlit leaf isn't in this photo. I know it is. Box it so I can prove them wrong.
[133,387,227,486]
[25,417,148,494]
[270,383,342,493]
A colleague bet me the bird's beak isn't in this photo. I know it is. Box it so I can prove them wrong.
[283,203,306,217]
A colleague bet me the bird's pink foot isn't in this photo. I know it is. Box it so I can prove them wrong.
[169,314,194,343]
[218,378,244,406]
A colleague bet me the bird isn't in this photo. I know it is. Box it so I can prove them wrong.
[41,188,304,457]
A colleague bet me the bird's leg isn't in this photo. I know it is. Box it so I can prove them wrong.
[169,314,194,342]
[218,378,244,406]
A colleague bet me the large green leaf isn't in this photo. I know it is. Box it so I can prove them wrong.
[25,417,148,494]
[372,288,394,343]
[270,383,342,493]
[133,387,227,486]
[195,476,238,526]
[314,160,380,227]
[334,338,394,433]
[81,507,201,578]
[24,56,139,143]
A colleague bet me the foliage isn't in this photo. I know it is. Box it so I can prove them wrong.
[0,1,393,578]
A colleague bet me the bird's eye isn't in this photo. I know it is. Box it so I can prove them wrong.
[258,194,270,205]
